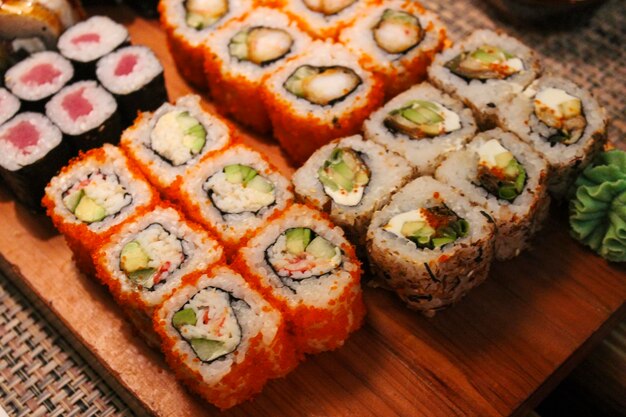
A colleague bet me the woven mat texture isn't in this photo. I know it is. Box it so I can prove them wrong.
[0,1,623,416]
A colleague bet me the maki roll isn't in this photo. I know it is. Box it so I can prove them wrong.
[57,15,130,79]
[339,0,447,99]
[262,40,384,164]
[42,144,160,274]
[234,204,365,354]
[4,51,74,112]
[282,0,367,40]
[0,112,72,210]
[203,7,312,133]
[435,128,550,260]
[366,176,495,316]
[498,76,607,199]
[93,204,224,346]
[174,144,293,256]
[154,265,298,409]
[292,134,413,245]
[96,45,168,126]
[120,95,232,200]
[428,29,541,129]
[158,0,252,90]
[0,88,20,126]
[46,81,122,153]
[363,82,477,175]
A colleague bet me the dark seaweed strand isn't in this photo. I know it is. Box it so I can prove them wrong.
[371,9,424,60]
[479,210,497,231]
[408,294,433,303]
[231,26,293,67]
[173,286,249,364]
[423,262,440,283]
[146,110,208,167]
[282,65,363,107]
[142,223,189,293]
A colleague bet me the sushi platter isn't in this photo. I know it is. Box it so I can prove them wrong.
[1,2,625,417]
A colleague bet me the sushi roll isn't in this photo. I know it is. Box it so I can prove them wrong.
[120,95,232,200]
[435,128,550,260]
[154,265,298,409]
[292,134,413,245]
[282,0,368,40]
[0,112,72,210]
[93,203,224,346]
[262,40,384,165]
[46,81,122,153]
[363,82,477,175]
[96,45,168,126]
[0,88,20,126]
[42,144,160,274]
[428,29,541,129]
[498,76,607,199]
[158,0,252,90]
[4,51,74,112]
[339,0,447,99]
[57,15,130,79]
[366,176,495,316]
[174,144,293,256]
[0,1,65,48]
[203,7,312,133]
[234,204,365,354]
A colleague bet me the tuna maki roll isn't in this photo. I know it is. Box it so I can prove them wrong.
[339,0,447,99]
[234,204,365,354]
[293,134,414,245]
[96,45,168,126]
[0,88,20,126]
[46,80,122,153]
[57,15,130,79]
[174,144,293,256]
[428,29,541,129]
[498,76,607,199]
[363,82,477,175]
[120,94,231,200]
[4,51,74,112]
[153,266,298,409]
[435,128,550,260]
[0,112,72,210]
[366,176,495,316]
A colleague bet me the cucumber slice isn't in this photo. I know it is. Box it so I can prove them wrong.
[63,189,84,213]
[471,46,505,64]
[284,65,319,97]
[332,161,355,180]
[401,107,429,124]
[305,236,337,259]
[190,338,226,362]
[400,220,426,237]
[318,169,339,191]
[285,228,312,255]
[128,268,156,285]
[224,164,244,184]
[120,241,150,274]
[74,195,106,223]
[228,30,249,60]
[432,236,456,248]
[246,175,274,193]
[240,165,258,185]
[172,308,197,329]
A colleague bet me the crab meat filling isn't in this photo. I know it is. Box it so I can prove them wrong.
[317,147,370,207]
[444,45,524,81]
[384,100,461,139]
[373,9,423,55]
[533,87,586,145]
[283,65,362,106]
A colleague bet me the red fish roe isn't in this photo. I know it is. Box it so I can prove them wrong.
[61,87,93,121]
[1,121,39,151]
[114,53,139,76]
[20,63,62,86]
[71,33,101,45]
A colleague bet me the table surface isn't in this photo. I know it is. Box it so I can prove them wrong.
[1,0,625,416]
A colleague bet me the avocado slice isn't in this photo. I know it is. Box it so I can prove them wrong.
[228,30,249,60]
[177,111,206,154]
[63,189,85,213]
[246,175,274,193]
[190,338,226,362]
[74,195,106,223]
[283,65,319,98]
[285,228,312,255]
[400,220,426,237]
[224,164,244,183]
[172,308,197,329]
[129,268,156,286]
[305,236,337,259]
[121,241,150,274]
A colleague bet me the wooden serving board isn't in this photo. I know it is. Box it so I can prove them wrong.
[2,5,626,417]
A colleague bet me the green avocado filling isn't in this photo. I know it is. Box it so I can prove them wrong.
[120,241,156,286]
[185,0,228,30]
[172,308,196,328]
[284,227,337,259]
[317,147,370,193]
[384,100,446,139]
[478,152,527,201]
[223,164,274,193]
[444,44,520,80]
[403,205,469,249]
[372,9,423,55]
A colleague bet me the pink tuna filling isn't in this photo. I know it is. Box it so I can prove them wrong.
[71,33,101,45]
[19,63,62,86]
[1,121,39,152]
[114,53,138,76]
[61,87,93,121]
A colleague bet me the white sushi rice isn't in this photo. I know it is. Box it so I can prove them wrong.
[363,82,477,175]
[45,80,117,136]
[45,144,154,233]
[98,205,223,309]
[180,144,293,245]
[58,16,129,63]
[435,128,550,260]
[96,46,163,95]
[0,88,20,126]
[428,29,541,128]
[0,113,62,171]
[4,51,74,101]
[292,134,414,245]
[283,0,366,38]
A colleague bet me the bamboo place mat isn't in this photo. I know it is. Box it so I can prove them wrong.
[0,0,623,416]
